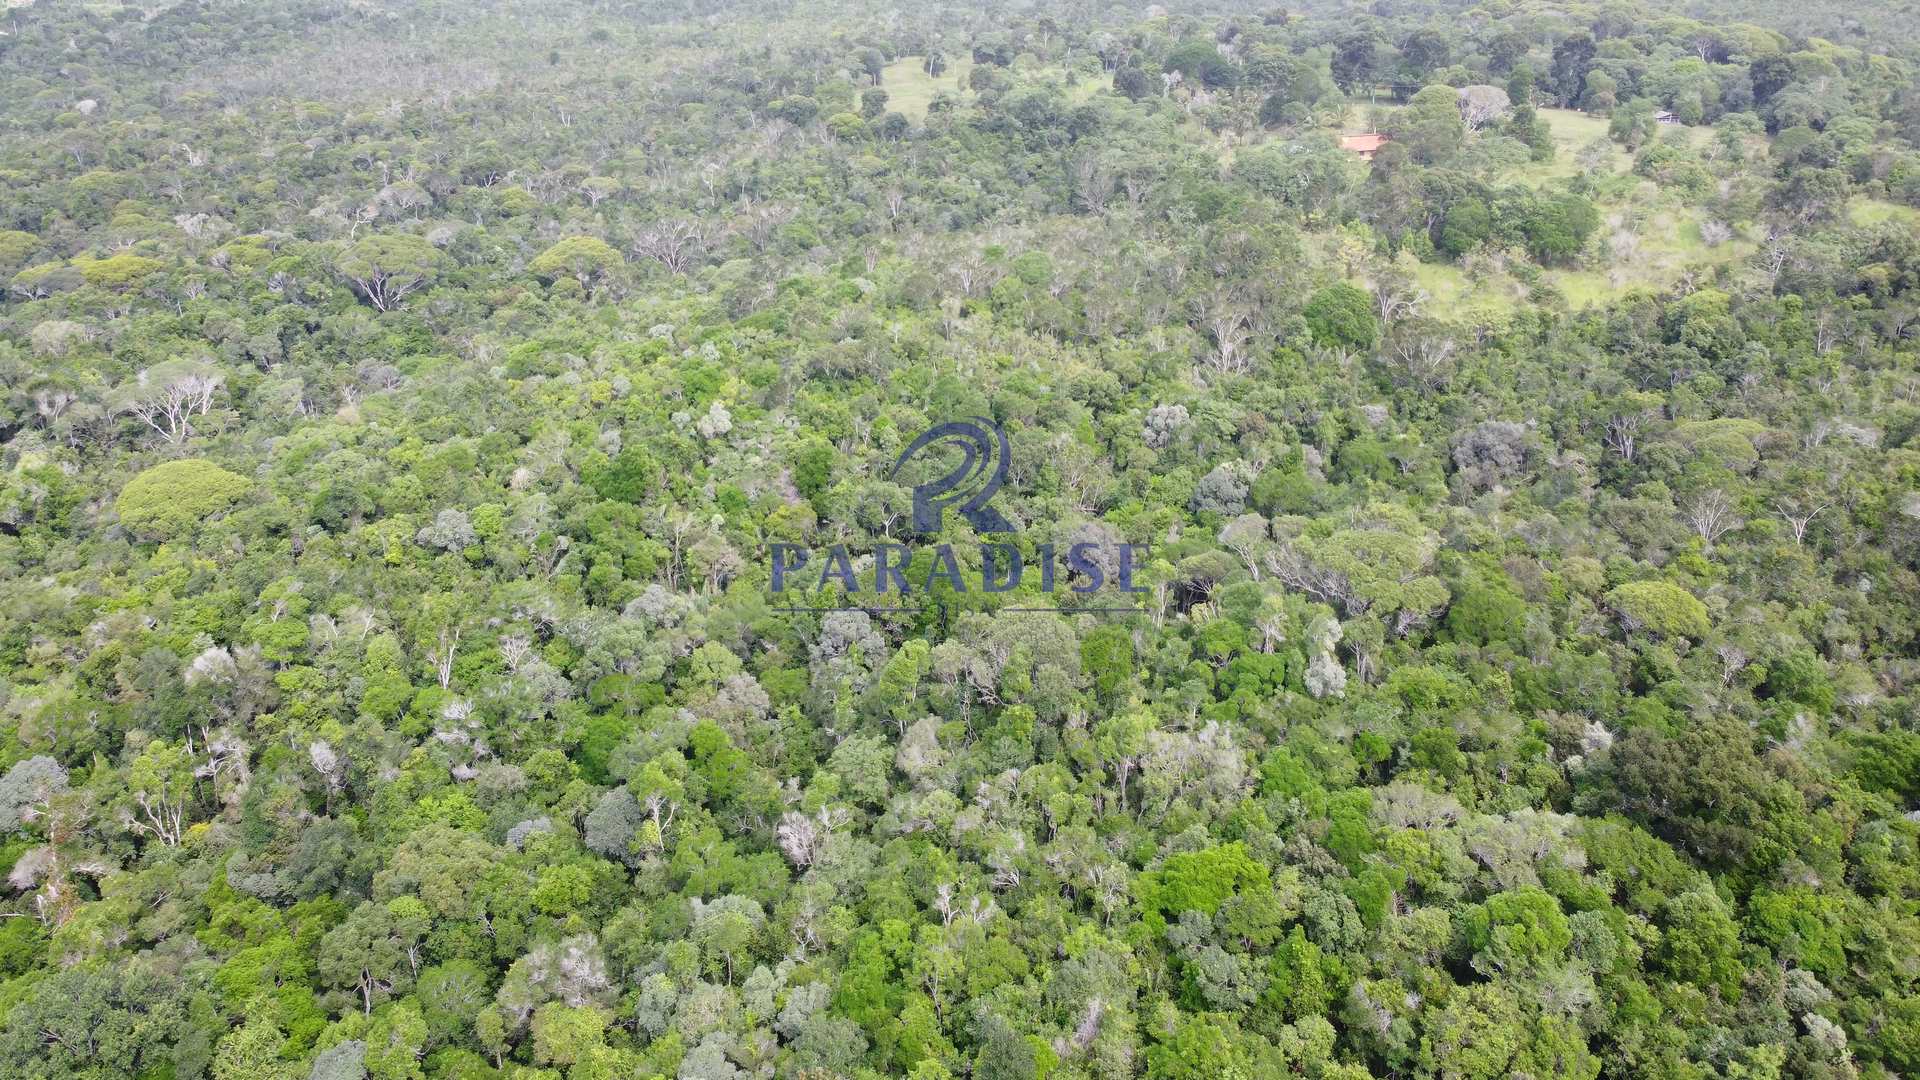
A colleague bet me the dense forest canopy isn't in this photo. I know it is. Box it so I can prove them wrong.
[4,0,1920,1078]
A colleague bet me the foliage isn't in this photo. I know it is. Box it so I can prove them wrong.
[0,1,1916,1078]
[1604,580,1711,639]
[114,458,253,540]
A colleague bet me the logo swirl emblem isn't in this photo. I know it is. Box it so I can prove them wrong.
[889,417,1014,533]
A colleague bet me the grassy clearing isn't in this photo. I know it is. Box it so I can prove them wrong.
[1563,210,1750,307]
[1542,202,1751,308]
[1365,201,1755,320]
[882,56,1105,123]
[1499,108,1629,186]
[1057,70,1106,105]
[880,57,974,123]
[1849,198,1920,230]
[1407,260,1527,320]
[1537,107,1612,144]
[1217,101,1394,164]
[1326,104,1629,187]
[1337,101,1403,130]
[1248,99,1752,315]
[1510,111,1726,185]
[1493,112,1749,307]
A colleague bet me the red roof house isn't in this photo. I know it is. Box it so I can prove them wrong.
[1339,133,1390,160]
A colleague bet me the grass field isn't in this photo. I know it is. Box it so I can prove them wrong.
[1058,71,1106,105]
[883,76,1762,315]
[1501,108,1629,184]
[1492,111,1751,309]
[1407,259,1529,321]
[1850,198,1920,229]
[1548,211,1749,306]
[1363,190,1755,318]
[881,56,1104,123]
[1294,100,1758,316]
[1325,104,1631,186]
[1338,101,1404,132]
[1515,109,1727,186]
[880,57,975,123]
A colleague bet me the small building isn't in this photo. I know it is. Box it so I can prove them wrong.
[1339,132,1390,160]
[1654,110,1681,125]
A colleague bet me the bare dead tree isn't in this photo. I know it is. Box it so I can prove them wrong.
[579,176,619,206]
[1604,409,1646,462]
[1812,307,1849,356]
[1070,152,1117,214]
[1455,85,1511,132]
[632,217,707,274]
[1264,543,1361,614]
[115,361,223,445]
[1382,323,1457,391]
[1371,274,1429,326]
[952,249,1005,298]
[1191,288,1253,375]
[127,785,187,848]
[1715,644,1751,686]
[1772,496,1829,545]
[1682,488,1743,548]
[1759,236,1792,290]
[736,200,795,253]
[32,386,79,429]
[429,624,460,690]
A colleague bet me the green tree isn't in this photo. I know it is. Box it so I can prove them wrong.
[0,959,199,1080]
[123,739,195,847]
[1464,887,1571,976]
[1605,580,1709,639]
[1520,193,1599,264]
[115,459,252,540]
[319,901,416,1014]
[527,236,625,296]
[335,233,441,311]
[1302,283,1379,350]
[1390,85,1466,163]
